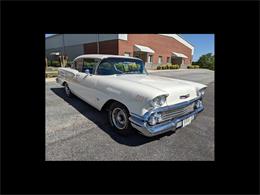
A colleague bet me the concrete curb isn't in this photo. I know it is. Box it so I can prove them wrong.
[46,77,57,82]
[147,69,187,72]
[147,68,214,73]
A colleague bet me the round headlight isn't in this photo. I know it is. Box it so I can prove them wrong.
[148,115,157,125]
[148,113,162,125]
[194,100,202,109]
[150,95,167,107]
[197,88,206,97]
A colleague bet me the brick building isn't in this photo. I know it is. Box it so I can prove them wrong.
[45,34,194,68]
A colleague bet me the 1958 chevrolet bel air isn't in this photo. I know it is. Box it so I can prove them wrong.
[56,54,207,137]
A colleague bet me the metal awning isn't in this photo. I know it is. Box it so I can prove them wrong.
[172,52,188,58]
[134,44,155,53]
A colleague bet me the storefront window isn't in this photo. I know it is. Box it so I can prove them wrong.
[158,56,163,64]
[124,52,131,57]
[148,55,153,63]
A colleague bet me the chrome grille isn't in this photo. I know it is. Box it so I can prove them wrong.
[160,103,195,121]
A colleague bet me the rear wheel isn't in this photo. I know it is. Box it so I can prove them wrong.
[64,83,73,97]
[108,102,133,135]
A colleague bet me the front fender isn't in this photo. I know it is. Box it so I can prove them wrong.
[95,76,168,116]
[97,86,150,115]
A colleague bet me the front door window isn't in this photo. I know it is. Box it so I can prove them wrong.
[82,58,100,74]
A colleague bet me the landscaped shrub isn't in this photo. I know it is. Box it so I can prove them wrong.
[65,63,71,67]
[45,71,58,78]
[156,63,180,70]
[66,61,73,67]
[48,60,61,67]
[166,64,179,69]
[192,62,199,65]
[46,66,59,71]
[115,63,125,72]
[165,63,170,69]
[161,65,167,70]
[128,63,139,71]
[172,64,180,69]
[187,65,200,69]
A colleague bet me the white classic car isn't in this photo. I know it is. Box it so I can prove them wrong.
[56,54,207,137]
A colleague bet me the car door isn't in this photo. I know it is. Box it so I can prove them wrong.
[72,58,100,108]
[68,58,84,96]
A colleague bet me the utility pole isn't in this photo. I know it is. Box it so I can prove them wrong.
[97,34,99,54]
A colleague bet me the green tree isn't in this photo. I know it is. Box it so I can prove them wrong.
[197,53,214,70]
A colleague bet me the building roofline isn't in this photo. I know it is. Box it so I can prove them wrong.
[176,34,195,47]
[46,34,195,55]
[159,34,194,55]
[46,34,194,46]
[73,54,141,61]
[45,34,59,39]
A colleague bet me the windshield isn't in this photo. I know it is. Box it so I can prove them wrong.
[96,57,147,75]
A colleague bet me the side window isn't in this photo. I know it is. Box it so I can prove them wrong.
[74,58,83,72]
[82,58,99,74]
[97,62,118,75]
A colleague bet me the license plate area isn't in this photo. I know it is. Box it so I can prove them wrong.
[176,115,195,128]
[183,115,194,127]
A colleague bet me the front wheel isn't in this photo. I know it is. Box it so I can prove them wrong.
[108,102,133,136]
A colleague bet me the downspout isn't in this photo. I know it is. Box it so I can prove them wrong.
[97,34,99,54]
[62,34,65,67]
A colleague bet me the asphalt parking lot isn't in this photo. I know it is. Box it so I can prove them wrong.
[46,69,214,161]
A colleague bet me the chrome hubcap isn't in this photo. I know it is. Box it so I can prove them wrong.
[111,108,127,130]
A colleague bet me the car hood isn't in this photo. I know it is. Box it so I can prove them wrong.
[113,74,206,105]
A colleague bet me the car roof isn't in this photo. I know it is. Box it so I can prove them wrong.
[73,54,141,61]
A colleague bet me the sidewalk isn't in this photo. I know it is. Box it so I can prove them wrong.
[147,69,187,73]
[46,77,56,82]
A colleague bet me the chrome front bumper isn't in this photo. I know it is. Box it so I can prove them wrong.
[129,97,204,137]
